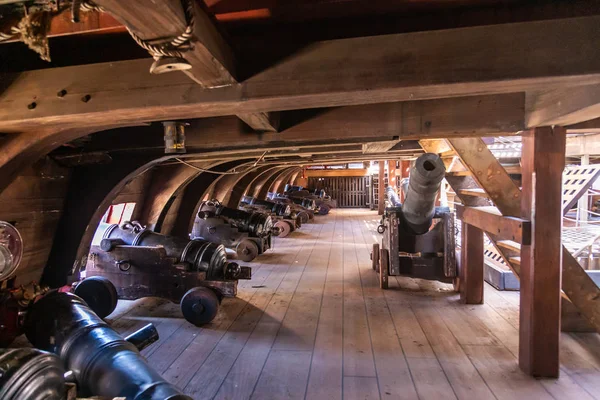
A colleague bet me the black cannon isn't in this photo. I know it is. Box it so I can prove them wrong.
[77,221,251,325]
[373,153,456,288]
[0,224,188,400]
[267,193,315,224]
[283,184,334,215]
[239,196,300,237]
[192,200,275,262]
[13,291,191,400]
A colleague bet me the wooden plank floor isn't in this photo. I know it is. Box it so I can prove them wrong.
[107,209,600,400]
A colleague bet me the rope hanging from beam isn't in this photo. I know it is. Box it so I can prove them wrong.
[124,0,195,60]
[81,0,195,73]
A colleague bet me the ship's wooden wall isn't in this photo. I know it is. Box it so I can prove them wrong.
[159,195,184,235]
[0,158,70,285]
[111,169,153,222]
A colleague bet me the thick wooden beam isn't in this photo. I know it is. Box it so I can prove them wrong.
[2,16,600,131]
[363,141,401,154]
[93,0,277,132]
[94,0,235,86]
[43,154,159,287]
[0,94,521,193]
[226,166,279,208]
[272,168,301,194]
[460,221,484,305]
[68,95,527,152]
[304,169,368,177]
[248,167,285,199]
[447,138,521,217]
[442,137,600,337]
[168,160,252,235]
[455,205,531,244]
[138,162,214,230]
[257,168,291,199]
[526,84,600,127]
[378,161,385,215]
[566,117,600,133]
[236,112,279,133]
[519,126,565,378]
[566,133,600,156]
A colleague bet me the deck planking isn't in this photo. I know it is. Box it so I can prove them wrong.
[106,209,600,400]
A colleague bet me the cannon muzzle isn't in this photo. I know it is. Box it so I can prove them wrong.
[402,153,446,235]
[25,291,190,400]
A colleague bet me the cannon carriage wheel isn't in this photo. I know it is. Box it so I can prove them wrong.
[180,287,220,326]
[371,243,380,272]
[236,240,260,262]
[379,248,389,289]
[74,276,118,319]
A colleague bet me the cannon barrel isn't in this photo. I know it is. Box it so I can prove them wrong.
[100,222,233,280]
[402,153,446,235]
[197,201,273,237]
[289,197,316,210]
[25,291,190,400]
[241,196,291,217]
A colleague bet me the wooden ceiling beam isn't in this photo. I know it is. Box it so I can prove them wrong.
[51,93,526,157]
[92,0,278,132]
[2,16,599,132]
[526,84,600,127]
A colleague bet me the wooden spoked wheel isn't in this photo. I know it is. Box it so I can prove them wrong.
[372,243,380,271]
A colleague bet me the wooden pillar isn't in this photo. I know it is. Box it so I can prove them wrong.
[388,160,397,193]
[400,160,410,202]
[519,126,566,378]
[578,154,590,225]
[378,160,385,215]
[460,221,484,304]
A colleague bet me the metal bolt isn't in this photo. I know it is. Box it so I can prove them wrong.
[57,89,67,98]
[27,102,36,110]
[81,94,91,103]
[424,121,432,128]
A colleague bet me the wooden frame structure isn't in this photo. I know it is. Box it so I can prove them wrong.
[2,0,600,383]
[421,134,600,378]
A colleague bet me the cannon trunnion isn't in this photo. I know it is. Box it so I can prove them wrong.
[192,200,274,262]
[374,153,457,288]
[79,221,251,325]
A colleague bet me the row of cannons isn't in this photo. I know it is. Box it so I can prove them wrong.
[0,152,458,399]
[0,186,333,399]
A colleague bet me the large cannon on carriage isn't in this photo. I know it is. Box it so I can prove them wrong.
[77,221,251,325]
[372,153,456,289]
[192,200,276,262]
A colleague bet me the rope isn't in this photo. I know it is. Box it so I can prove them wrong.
[175,158,261,176]
[125,0,195,60]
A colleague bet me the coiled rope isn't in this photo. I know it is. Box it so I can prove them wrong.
[82,0,195,60]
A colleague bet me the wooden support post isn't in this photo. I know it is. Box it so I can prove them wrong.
[519,126,566,378]
[378,161,385,215]
[579,154,590,225]
[388,160,397,194]
[460,221,484,304]
[400,160,410,202]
